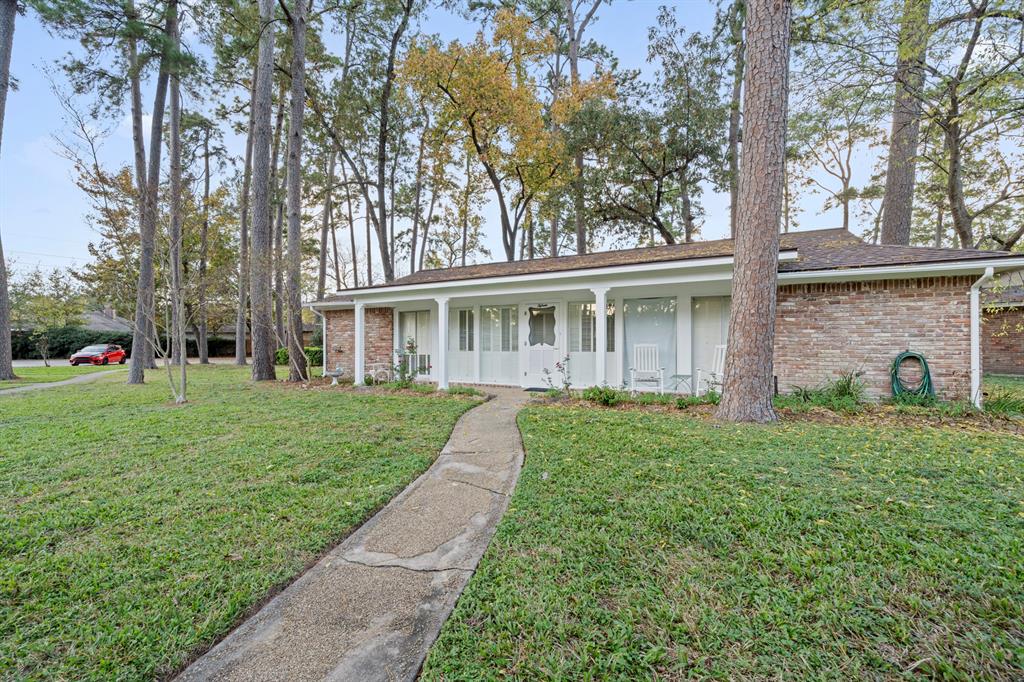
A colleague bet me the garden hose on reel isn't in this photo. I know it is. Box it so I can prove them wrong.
[890,350,935,399]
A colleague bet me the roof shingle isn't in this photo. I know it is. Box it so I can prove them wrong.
[319,228,1018,302]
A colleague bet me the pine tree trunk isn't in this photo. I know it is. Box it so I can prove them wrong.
[169,58,183,368]
[270,93,286,346]
[727,0,745,239]
[286,0,308,382]
[549,214,558,258]
[0,0,15,380]
[879,0,930,246]
[365,211,373,286]
[198,126,210,363]
[128,11,172,384]
[168,6,186,401]
[274,198,284,343]
[340,159,358,288]
[235,62,258,365]
[373,0,412,283]
[317,153,334,299]
[716,0,791,424]
[565,0,600,254]
[249,0,278,381]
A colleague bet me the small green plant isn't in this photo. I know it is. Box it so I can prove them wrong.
[636,392,676,406]
[447,385,483,397]
[582,385,625,407]
[542,356,573,397]
[391,337,430,388]
[828,370,866,402]
[890,391,938,408]
[782,370,865,413]
[676,390,720,408]
[984,389,1024,418]
[544,388,563,400]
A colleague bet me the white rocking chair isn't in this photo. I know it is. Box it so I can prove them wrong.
[629,344,665,394]
[696,344,727,395]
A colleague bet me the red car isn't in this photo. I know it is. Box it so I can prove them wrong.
[70,344,127,366]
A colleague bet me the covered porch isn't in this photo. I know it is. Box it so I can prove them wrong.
[350,280,733,394]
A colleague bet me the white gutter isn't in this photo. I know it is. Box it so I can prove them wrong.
[970,266,995,409]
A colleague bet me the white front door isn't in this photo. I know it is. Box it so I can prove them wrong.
[522,303,559,387]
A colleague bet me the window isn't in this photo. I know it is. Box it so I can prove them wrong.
[451,309,474,351]
[569,301,616,352]
[606,301,616,353]
[399,310,430,353]
[527,306,556,347]
[481,305,518,352]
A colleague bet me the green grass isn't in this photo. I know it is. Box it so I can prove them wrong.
[0,364,123,389]
[985,376,1024,417]
[986,375,1024,396]
[0,366,477,680]
[423,406,1024,680]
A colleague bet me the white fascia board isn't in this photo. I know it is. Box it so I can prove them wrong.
[308,254,1024,310]
[309,250,798,309]
[777,256,1024,284]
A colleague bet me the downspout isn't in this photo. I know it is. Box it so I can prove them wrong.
[970,267,995,409]
[308,306,327,375]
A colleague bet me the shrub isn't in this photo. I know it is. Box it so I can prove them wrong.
[782,371,865,413]
[829,370,866,402]
[582,385,625,407]
[676,391,720,408]
[984,389,1024,418]
[275,346,324,368]
[447,385,483,397]
[636,392,676,406]
[12,327,134,360]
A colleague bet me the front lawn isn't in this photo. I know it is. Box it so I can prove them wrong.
[0,366,477,680]
[987,374,1024,400]
[0,364,123,389]
[424,407,1024,679]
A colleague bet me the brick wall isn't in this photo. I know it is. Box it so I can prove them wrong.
[983,306,1024,375]
[774,277,973,400]
[324,308,394,379]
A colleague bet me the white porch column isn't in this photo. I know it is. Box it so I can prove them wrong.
[353,302,365,386]
[473,304,481,383]
[592,286,608,386]
[436,296,450,389]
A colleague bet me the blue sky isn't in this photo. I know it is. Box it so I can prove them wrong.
[1,1,840,277]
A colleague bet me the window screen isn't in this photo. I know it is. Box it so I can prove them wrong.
[481,306,518,352]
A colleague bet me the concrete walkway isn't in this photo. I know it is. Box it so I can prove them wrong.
[177,387,529,682]
[0,368,126,396]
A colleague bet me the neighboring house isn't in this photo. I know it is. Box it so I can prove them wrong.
[210,323,317,353]
[308,228,1024,405]
[983,285,1024,376]
[81,306,134,333]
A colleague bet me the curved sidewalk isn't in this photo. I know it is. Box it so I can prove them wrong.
[177,387,529,682]
[0,368,126,396]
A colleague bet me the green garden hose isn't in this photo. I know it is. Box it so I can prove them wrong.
[890,350,935,398]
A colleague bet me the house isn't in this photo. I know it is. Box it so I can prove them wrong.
[983,284,1024,376]
[308,228,1024,406]
[81,306,134,333]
